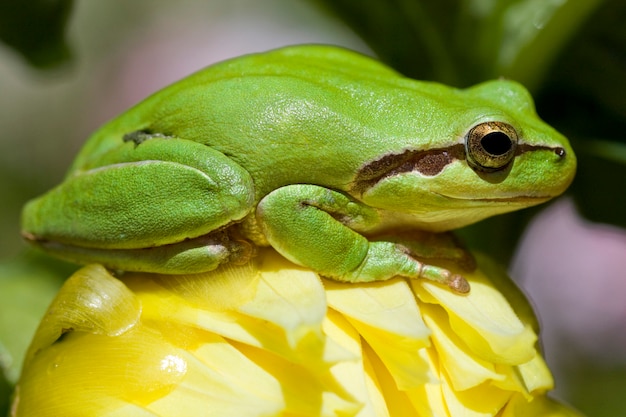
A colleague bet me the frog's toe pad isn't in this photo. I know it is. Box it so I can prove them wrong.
[447,274,470,294]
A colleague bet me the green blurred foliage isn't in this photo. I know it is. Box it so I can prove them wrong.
[0,0,73,68]
[0,254,74,413]
[313,0,603,89]
[1,0,625,416]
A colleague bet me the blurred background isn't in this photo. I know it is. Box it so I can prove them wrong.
[1,0,625,415]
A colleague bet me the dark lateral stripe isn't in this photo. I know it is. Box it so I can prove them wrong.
[352,144,466,194]
[516,144,567,158]
[352,142,566,194]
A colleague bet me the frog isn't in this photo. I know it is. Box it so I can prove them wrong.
[21,45,576,293]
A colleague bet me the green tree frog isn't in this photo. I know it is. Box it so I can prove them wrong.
[21,45,576,293]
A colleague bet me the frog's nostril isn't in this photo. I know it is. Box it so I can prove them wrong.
[554,147,566,158]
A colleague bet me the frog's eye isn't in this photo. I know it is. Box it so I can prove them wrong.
[465,121,518,172]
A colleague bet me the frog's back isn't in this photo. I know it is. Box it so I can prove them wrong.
[70,45,397,168]
[172,45,400,89]
[68,46,431,198]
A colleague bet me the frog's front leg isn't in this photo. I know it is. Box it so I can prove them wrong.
[256,185,471,293]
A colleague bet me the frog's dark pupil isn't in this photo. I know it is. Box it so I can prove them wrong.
[481,132,512,156]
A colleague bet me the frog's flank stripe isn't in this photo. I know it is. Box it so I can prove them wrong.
[516,144,567,158]
[352,144,466,193]
[352,143,566,194]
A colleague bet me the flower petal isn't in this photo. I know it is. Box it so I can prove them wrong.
[414,258,537,365]
[23,264,141,368]
[514,353,554,393]
[500,393,586,417]
[421,303,506,391]
[11,250,582,417]
[325,278,433,389]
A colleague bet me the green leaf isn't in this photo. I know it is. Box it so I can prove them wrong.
[312,0,605,88]
[570,140,626,228]
[535,0,626,227]
[0,0,74,68]
[313,0,462,84]
[0,253,74,387]
[541,0,626,122]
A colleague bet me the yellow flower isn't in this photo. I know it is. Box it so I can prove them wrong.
[11,249,583,417]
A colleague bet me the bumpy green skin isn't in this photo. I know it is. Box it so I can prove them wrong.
[21,45,576,291]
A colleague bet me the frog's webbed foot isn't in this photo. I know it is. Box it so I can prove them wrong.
[376,230,476,271]
[334,238,472,293]
[368,230,474,293]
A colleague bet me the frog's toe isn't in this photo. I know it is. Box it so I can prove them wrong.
[418,264,471,294]
[446,274,471,294]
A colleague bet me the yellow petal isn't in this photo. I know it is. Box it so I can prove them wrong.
[325,278,433,389]
[405,348,449,416]
[236,251,327,354]
[230,342,360,417]
[421,303,506,391]
[324,278,430,342]
[514,353,554,393]
[322,310,372,413]
[475,254,539,333]
[12,249,581,417]
[16,327,187,416]
[362,341,415,417]
[13,255,365,417]
[414,258,537,365]
[500,393,586,417]
[23,264,141,369]
[442,379,512,417]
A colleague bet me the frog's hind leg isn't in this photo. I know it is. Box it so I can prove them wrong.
[21,134,255,274]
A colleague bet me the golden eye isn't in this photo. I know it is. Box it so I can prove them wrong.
[465,121,518,172]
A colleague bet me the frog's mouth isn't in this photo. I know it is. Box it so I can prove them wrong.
[351,143,566,195]
[449,194,553,205]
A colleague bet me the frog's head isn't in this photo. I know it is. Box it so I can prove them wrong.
[352,79,576,232]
